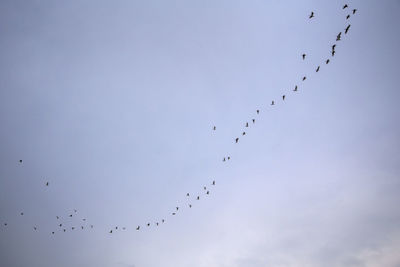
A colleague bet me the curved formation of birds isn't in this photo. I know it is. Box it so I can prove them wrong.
[1,4,357,236]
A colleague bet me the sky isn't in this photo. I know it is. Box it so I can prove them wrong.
[1,1,400,267]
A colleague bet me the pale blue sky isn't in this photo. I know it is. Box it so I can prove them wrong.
[1,1,400,267]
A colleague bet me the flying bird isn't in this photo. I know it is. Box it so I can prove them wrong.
[257,110,259,114]
[69,214,72,217]
[345,24,351,34]
[316,66,320,72]
[282,95,285,101]
[172,212,176,215]
[186,193,189,197]
[59,224,62,227]
[46,182,49,186]
[82,219,86,221]
[109,230,112,233]
[213,126,216,130]
[63,229,66,232]
[326,59,330,64]
[20,212,23,216]
[197,196,200,200]
[162,219,165,223]
[309,12,314,19]
[147,223,150,227]
[223,157,226,162]
[81,226,84,229]
[228,156,230,160]
[235,138,239,143]
[353,9,357,14]
[332,50,336,56]
[72,227,75,230]
[122,227,126,230]
[303,76,307,81]
[52,232,54,234]
[343,4,348,9]
[176,207,179,211]
[206,191,210,195]
[56,216,59,219]
[136,226,140,230]
[252,119,255,124]
[336,32,342,41]
[271,101,275,105]
[245,122,248,127]
[242,132,246,136]
[302,53,306,60]
[332,44,336,50]
[90,225,93,228]
[74,209,77,213]
[189,204,192,208]
[203,186,207,190]
[34,226,37,231]
[19,160,22,163]
[346,14,350,19]
[156,223,158,226]
[212,180,215,185]
[293,85,298,92]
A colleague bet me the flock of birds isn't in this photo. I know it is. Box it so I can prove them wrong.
[2,3,357,236]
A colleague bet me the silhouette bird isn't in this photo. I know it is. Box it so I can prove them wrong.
[172,212,176,215]
[19,160,22,163]
[122,227,126,230]
[245,122,249,127]
[235,138,239,143]
[59,224,62,227]
[353,9,357,14]
[282,95,285,101]
[189,204,192,208]
[346,14,350,19]
[252,119,255,124]
[83,219,86,221]
[63,229,66,232]
[74,209,77,213]
[228,156,230,160]
[302,54,306,60]
[20,212,23,216]
[257,110,259,114]
[176,207,179,211]
[162,219,165,223]
[46,182,49,186]
[197,196,200,200]
[81,226,84,229]
[72,227,75,230]
[34,226,37,230]
[242,132,246,136]
[316,66,320,72]
[115,226,118,230]
[52,232,54,234]
[303,76,307,81]
[156,223,158,226]
[332,50,336,56]
[136,226,140,230]
[90,225,93,228]
[109,230,112,233]
[332,44,336,50]
[212,180,215,185]
[203,186,207,190]
[271,101,275,105]
[147,223,150,227]
[326,59,330,64]
[223,157,226,162]
[336,32,342,41]
[213,126,216,130]
[343,4,348,9]
[56,216,59,219]
[206,191,210,195]
[345,24,351,34]
[309,12,314,19]
[4,223,7,226]
[69,214,72,217]
[294,85,298,92]
[186,193,190,197]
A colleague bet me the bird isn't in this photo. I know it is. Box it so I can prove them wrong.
[162,219,165,223]
[46,182,49,186]
[343,4,348,9]
[63,229,66,232]
[74,209,77,213]
[147,223,150,227]
[345,24,351,34]
[257,110,259,114]
[122,227,126,230]
[332,50,336,56]
[213,126,216,130]
[203,186,207,190]
[115,226,118,230]
[227,156,230,160]
[4,223,7,226]
[346,14,350,19]
[56,216,59,219]
[271,101,275,105]
[52,232,55,234]
[20,212,23,216]
[223,157,226,162]
[69,214,72,217]
[90,225,93,228]
[172,212,176,215]
[34,226,37,231]
[212,180,215,185]
[197,196,200,200]
[353,9,357,14]
[136,226,140,230]
[176,207,179,211]
[252,119,255,124]
[293,85,298,92]
[316,66,320,72]
[81,226,84,229]
[302,53,306,60]
[82,219,86,221]
[245,122,249,127]
[282,95,285,101]
[326,59,330,64]
[189,204,192,208]
[336,32,342,41]
[332,44,336,50]
[303,76,307,81]
[59,224,62,227]
[19,160,22,163]
[186,193,190,197]
[206,191,210,195]
[242,132,246,136]
[109,230,112,233]
[72,227,75,230]
[309,12,314,19]
[156,223,158,226]
[235,138,239,143]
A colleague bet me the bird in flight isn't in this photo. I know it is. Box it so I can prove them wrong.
[147,223,150,227]
[189,204,192,208]
[197,196,200,200]
[336,32,342,41]
[63,229,66,232]
[206,191,210,195]
[242,132,246,136]
[162,219,165,223]
[326,59,330,64]
[109,230,112,233]
[235,138,239,143]
[176,207,179,211]
[34,226,37,231]
[223,157,226,162]
[353,9,357,14]
[282,95,286,101]
[20,212,24,216]
[309,12,314,19]
[136,226,140,230]
[252,119,255,124]
[293,85,298,92]
[302,54,306,60]
[69,214,73,217]
[19,160,22,163]
[343,4,348,9]
[213,126,216,131]
[303,76,307,81]
[332,50,336,57]
[81,226,84,230]
[46,182,49,186]
[245,122,249,127]
[316,66,320,72]
[345,24,351,34]
[172,212,176,215]
[72,227,75,230]
[52,232,55,235]
[186,193,190,197]
[332,44,336,50]
[203,186,207,190]
[227,156,230,160]
[212,180,216,185]
[257,110,259,114]
[271,101,275,105]
[346,14,350,20]
[59,224,62,227]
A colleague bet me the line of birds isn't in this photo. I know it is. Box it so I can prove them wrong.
[2,3,357,236]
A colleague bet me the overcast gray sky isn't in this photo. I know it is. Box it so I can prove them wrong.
[1,1,400,267]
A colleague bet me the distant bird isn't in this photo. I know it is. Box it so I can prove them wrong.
[147,223,150,227]
[309,12,314,19]
[326,59,330,64]
[172,212,176,215]
[59,224,62,227]
[122,227,126,230]
[63,229,66,232]
[20,212,23,216]
[72,227,75,230]
[353,9,357,14]
[213,126,216,130]
[332,44,336,50]
[81,226,84,229]
[90,225,93,228]
[69,214,72,217]
[303,76,307,81]
[345,24,351,34]
[203,186,207,190]
[212,180,215,185]
[245,122,249,127]
[235,138,239,143]
[346,14,350,19]
[19,160,22,163]
[343,4,348,9]
[252,119,255,124]
[332,50,336,56]
[115,226,118,230]
[4,223,7,226]
[302,53,306,60]
[162,219,165,223]
[109,230,112,233]
[52,232,54,234]
[186,193,190,197]
[242,132,246,136]
[176,207,179,211]
[223,157,226,162]
[136,226,140,230]
[206,191,210,195]
[271,101,275,105]
[257,109,259,114]
[189,204,192,208]
[56,216,59,219]
[46,182,49,186]
[197,196,200,200]
[156,223,158,226]
[282,95,285,101]
[336,32,342,41]
[294,85,298,92]
[34,226,37,230]
[227,156,230,160]
[74,209,77,213]
[316,66,320,72]
[82,219,86,221]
